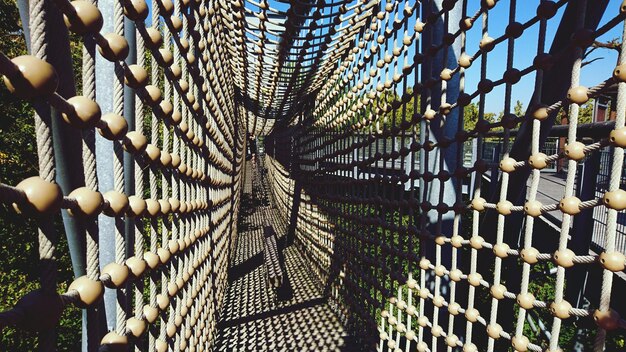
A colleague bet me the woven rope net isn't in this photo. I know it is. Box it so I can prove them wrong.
[1,0,626,351]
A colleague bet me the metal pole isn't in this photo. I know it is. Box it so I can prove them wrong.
[95,0,118,335]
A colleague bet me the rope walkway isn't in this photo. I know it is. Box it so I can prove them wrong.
[213,160,348,351]
[0,0,625,351]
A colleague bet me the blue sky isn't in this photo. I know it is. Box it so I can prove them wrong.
[267,0,625,114]
[144,0,625,115]
[461,0,624,114]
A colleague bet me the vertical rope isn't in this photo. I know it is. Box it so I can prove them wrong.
[28,0,58,349]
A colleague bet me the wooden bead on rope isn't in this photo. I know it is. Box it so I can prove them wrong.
[126,317,146,338]
[165,322,176,338]
[156,293,169,311]
[101,262,129,288]
[170,16,183,33]
[68,187,104,217]
[487,324,502,339]
[145,27,163,48]
[416,341,428,352]
[97,33,129,62]
[465,308,480,323]
[102,190,128,216]
[157,48,174,67]
[430,325,443,337]
[564,141,586,161]
[68,276,104,307]
[144,144,161,163]
[450,235,463,248]
[159,150,172,168]
[125,256,147,278]
[524,200,542,217]
[126,195,146,217]
[174,314,183,328]
[567,86,589,104]
[124,64,148,88]
[469,236,484,249]
[63,1,103,35]
[499,157,516,173]
[143,305,158,324]
[171,110,182,125]
[13,176,63,215]
[553,249,575,268]
[521,247,540,264]
[613,64,626,82]
[471,197,486,211]
[479,36,495,52]
[447,268,461,282]
[493,243,510,258]
[158,0,174,15]
[463,343,478,352]
[2,55,58,99]
[143,251,160,270]
[603,189,626,211]
[467,273,482,287]
[98,113,128,140]
[559,196,581,215]
[170,65,182,80]
[610,127,626,147]
[123,131,148,154]
[167,281,178,297]
[528,153,548,170]
[440,68,453,81]
[446,334,459,348]
[123,0,149,21]
[550,300,572,319]
[448,302,460,315]
[458,53,472,68]
[490,284,507,300]
[158,199,171,215]
[599,251,626,272]
[512,335,529,352]
[62,96,102,129]
[496,200,513,215]
[143,85,162,106]
[100,331,128,352]
[537,1,558,19]
[169,198,180,213]
[157,247,171,264]
[531,104,549,120]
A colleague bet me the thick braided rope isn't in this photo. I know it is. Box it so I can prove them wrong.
[112,0,127,335]
[27,0,59,350]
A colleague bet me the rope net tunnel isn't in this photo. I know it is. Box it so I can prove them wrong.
[1,0,626,351]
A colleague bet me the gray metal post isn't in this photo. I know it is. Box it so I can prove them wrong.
[17,2,104,350]
[123,15,137,257]
[419,0,462,274]
[95,0,118,334]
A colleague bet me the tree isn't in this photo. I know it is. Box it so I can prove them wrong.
[0,0,80,349]
[513,100,524,117]
[462,102,496,131]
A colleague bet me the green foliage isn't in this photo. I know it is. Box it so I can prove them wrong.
[554,99,595,125]
[378,88,418,130]
[462,101,497,131]
[0,0,81,349]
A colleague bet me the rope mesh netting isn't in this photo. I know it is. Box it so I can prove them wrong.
[1,0,626,351]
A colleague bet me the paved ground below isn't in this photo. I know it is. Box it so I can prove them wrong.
[213,161,348,352]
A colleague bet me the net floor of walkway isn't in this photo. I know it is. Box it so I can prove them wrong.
[213,161,349,351]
